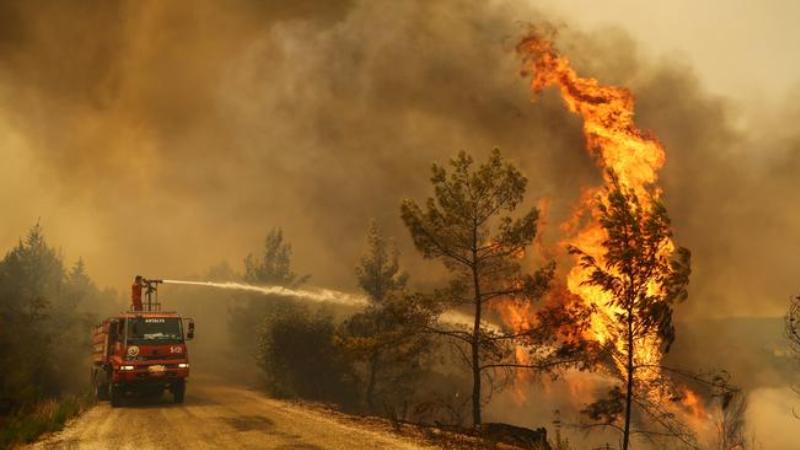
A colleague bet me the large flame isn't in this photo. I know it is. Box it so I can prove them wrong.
[516,30,668,377]
[504,30,709,427]
[518,34,665,196]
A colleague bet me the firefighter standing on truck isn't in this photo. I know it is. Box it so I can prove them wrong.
[131,275,144,311]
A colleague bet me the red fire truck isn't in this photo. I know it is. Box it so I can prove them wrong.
[91,277,194,407]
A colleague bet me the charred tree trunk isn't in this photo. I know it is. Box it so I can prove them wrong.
[471,297,481,429]
[622,308,634,450]
[471,231,482,429]
[472,302,481,429]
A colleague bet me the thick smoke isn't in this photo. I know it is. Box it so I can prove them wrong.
[2,1,798,447]
[0,0,583,292]
[0,1,798,322]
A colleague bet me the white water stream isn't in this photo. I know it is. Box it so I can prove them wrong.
[162,279,369,307]
[161,279,485,329]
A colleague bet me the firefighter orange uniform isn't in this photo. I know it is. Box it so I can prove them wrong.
[131,276,144,311]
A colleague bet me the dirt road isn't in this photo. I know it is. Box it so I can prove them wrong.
[27,377,433,450]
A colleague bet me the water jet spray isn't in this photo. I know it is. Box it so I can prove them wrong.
[161,279,369,307]
[150,278,491,330]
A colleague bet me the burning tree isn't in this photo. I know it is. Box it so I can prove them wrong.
[571,176,692,449]
[513,30,716,449]
[714,390,748,450]
[401,149,553,428]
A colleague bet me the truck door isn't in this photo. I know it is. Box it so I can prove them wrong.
[108,320,121,357]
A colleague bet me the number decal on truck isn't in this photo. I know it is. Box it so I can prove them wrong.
[170,346,183,354]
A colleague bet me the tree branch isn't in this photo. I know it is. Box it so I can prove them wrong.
[423,325,474,344]
[479,358,582,372]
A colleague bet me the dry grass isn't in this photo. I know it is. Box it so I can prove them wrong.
[0,393,94,449]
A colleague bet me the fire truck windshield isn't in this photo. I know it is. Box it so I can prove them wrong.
[126,317,183,343]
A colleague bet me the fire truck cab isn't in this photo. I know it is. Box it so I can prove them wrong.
[91,278,194,407]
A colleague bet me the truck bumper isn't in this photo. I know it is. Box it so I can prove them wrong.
[113,366,189,386]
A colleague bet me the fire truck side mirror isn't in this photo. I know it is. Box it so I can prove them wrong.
[185,319,195,340]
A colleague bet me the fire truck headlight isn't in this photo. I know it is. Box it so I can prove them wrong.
[178,363,189,369]
[120,365,135,371]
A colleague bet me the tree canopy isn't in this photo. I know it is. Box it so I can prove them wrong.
[244,228,310,287]
[0,224,114,404]
[401,149,553,428]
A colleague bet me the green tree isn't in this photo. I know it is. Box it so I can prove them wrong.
[355,220,408,304]
[0,224,106,403]
[244,228,310,287]
[258,305,357,405]
[0,224,64,401]
[400,149,553,428]
[231,228,310,358]
[337,295,430,414]
[337,221,426,413]
[571,174,691,450]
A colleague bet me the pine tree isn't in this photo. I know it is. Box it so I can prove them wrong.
[572,174,691,450]
[244,228,310,287]
[338,221,424,413]
[401,149,553,428]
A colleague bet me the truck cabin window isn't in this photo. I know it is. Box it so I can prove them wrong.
[126,317,183,343]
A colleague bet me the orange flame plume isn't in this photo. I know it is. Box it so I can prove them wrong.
[503,29,708,426]
[517,29,669,377]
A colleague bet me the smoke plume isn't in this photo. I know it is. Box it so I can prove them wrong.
[0,0,797,323]
[3,1,799,447]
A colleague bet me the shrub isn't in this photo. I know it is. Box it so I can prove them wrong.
[0,393,93,449]
[257,303,358,407]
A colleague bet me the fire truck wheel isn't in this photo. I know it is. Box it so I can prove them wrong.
[110,385,123,408]
[172,380,185,404]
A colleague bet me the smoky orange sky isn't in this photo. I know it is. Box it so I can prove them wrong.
[1,0,798,319]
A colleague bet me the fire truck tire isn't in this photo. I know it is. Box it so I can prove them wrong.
[172,380,185,404]
[110,385,123,408]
